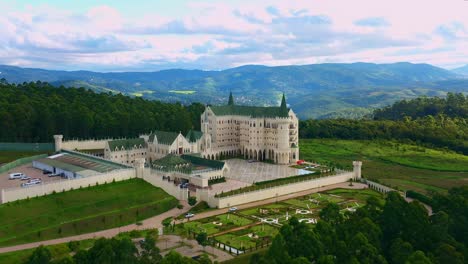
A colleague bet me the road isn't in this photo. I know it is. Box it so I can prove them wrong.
[0,182,367,254]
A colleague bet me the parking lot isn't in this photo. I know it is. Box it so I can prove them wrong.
[0,163,63,189]
[224,159,310,184]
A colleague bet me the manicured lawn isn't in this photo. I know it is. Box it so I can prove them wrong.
[0,151,48,165]
[325,188,384,204]
[215,224,278,250]
[300,139,468,194]
[0,179,177,246]
[172,214,253,236]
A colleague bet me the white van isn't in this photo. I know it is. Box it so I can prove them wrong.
[9,173,25,180]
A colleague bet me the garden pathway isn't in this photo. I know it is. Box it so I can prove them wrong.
[0,182,368,254]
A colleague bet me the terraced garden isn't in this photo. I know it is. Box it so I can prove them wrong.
[167,188,383,254]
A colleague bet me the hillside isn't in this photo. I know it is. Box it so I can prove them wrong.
[1,63,467,119]
[452,64,468,76]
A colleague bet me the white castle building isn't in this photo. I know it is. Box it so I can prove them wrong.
[54,93,299,187]
[199,93,299,164]
[58,93,299,166]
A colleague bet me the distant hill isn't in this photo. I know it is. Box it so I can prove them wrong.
[1,62,467,119]
[452,65,468,76]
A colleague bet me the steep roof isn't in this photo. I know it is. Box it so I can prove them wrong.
[209,105,289,118]
[149,130,179,145]
[186,130,203,142]
[108,138,146,151]
[152,154,225,173]
[210,92,290,118]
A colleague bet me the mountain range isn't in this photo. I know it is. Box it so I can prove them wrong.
[0,62,467,119]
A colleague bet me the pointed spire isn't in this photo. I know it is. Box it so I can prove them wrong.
[280,93,288,116]
[228,91,234,106]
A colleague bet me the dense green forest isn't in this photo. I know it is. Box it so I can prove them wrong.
[300,93,468,154]
[23,234,213,264]
[0,80,205,142]
[252,187,468,264]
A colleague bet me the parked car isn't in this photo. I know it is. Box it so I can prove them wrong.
[20,175,31,181]
[49,173,60,177]
[179,182,189,188]
[229,207,238,212]
[21,179,41,187]
[9,173,25,179]
[185,213,195,218]
[248,159,256,163]
[42,170,52,175]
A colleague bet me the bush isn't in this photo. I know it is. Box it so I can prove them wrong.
[406,190,434,207]
[188,196,197,206]
[177,204,184,209]
[162,217,173,227]
[68,240,80,252]
[208,177,226,185]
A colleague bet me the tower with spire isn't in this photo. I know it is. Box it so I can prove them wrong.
[228,91,234,106]
[200,91,299,165]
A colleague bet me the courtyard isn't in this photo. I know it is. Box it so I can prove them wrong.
[223,159,310,184]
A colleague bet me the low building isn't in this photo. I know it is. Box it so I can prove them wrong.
[151,154,228,188]
[33,151,128,179]
[104,138,147,165]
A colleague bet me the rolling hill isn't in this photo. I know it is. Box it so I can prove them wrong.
[453,64,468,76]
[1,62,467,119]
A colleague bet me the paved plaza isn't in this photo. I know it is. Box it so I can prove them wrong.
[224,159,310,184]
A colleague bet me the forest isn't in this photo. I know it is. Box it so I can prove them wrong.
[251,186,468,264]
[300,93,468,154]
[0,80,205,142]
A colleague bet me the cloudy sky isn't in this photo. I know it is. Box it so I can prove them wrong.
[0,0,467,71]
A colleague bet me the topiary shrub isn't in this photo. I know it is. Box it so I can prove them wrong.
[188,196,197,206]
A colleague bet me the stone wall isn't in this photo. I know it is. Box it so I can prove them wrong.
[1,168,135,203]
[61,138,112,151]
[199,172,355,208]
[142,169,189,201]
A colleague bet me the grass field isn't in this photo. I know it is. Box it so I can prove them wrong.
[0,151,48,165]
[300,139,468,194]
[215,224,278,250]
[175,214,253,236]
[0,179,177,246]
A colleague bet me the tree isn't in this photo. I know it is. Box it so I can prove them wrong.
[388,238,413,264]
[319,203,342,224]
[26,246,51,264]
[188,196,197,206]
[139,234,162,264]
[196,232,209,250]
[405,251,432,264]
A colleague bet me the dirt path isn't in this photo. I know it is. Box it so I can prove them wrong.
[0,182,367,254]
[0,201,191,254]
[177,182,368,224]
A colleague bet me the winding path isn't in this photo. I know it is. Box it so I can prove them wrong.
[0,182,368,254]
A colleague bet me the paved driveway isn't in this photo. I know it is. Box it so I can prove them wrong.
[224,159,310,183]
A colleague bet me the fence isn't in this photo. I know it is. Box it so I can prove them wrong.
[1,168,136,203]
[200,171,356,208]
[360,179,395,194]
[143,169,189,201]
[0,153,48,174]
[0,142,54,152]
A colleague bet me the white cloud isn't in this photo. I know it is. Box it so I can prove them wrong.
[0,0,466,71]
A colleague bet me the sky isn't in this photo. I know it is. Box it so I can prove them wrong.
[0,0,467,72]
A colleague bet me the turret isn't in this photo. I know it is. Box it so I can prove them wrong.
[353,161,362,180]
[53,135,63,152]
[228,92,234,106]
[280,93,288,117]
